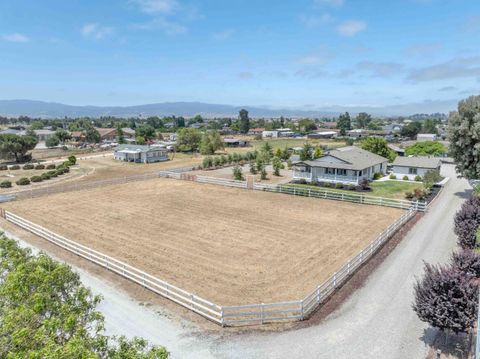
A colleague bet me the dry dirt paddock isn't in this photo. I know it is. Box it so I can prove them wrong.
[2,178,403,306]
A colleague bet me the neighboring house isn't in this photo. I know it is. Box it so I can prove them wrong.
[248,128,265,136]
[262,130,279,138]
[113,144,169,163]
[292,146,388,185]
[391,156,441,180]
[319,121,337,129]
[388,144,405,157]
[224,138,249,147]
[70,131,85,142]
[307,130,338,139]
[0,128,23,135]
[33,129,56,141]
[382,124,403,135]
[417,133,437,141]
[346,129,366,138]
[95,128,117,141]
[121,128,136,139]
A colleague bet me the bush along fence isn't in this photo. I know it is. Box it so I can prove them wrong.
[1,207,416,326]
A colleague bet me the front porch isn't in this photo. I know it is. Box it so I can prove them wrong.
[292,166,362,185]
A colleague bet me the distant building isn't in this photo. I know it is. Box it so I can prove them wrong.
[33,129,56,141]
[224,138,249,147]
[121,128,136,139]
[307,130,338,139]
[416,133,437,141]
[248,128,265,136]
[388,144,405,157]
[113,144,169,163]
[95,128,117,141]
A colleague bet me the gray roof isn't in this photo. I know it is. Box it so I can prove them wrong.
[294,146,388,171]
[114,144,166,153]
[392,156,441,169]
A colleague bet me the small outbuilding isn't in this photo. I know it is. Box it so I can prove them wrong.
[391,156,441,180]
[113,144,169,163]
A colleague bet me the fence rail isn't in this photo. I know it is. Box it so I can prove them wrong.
[254,182,426,211]
[221,207,416,325]
[3,210,223,325]
[0,205,415,326]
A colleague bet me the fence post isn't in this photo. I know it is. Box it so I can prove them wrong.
[316,285,321,304]
[333,272,337,287]
[300,301,304,320]
[261,303,265,324]
[221,307,225,327]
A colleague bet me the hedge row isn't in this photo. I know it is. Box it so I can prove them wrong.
[0,155,76,172]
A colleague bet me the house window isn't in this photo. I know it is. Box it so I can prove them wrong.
[326,168,335,175]
[337,169,347,176]
[408,167,418,174]
[358,170,362,176]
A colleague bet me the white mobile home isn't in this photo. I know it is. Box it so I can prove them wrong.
[114,144,169,164]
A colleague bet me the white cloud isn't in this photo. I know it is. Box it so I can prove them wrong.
[407,56,480,82]
[81,23,114,39]
[356,61,405,77]
[336,20,366,36]
[298,13,333,28]
[212,29,234,41]
[297,55,324,65]
[2,33,30,43]
[403,43,442,57]
[314,0,344,7]
[131,0,179,14]
[132,18,187,35]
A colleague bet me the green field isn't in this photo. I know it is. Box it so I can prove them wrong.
[285,180,423,199]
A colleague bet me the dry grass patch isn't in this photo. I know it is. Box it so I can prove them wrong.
[3,178,402,305]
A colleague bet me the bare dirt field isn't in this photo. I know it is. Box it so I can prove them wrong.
[2,178,403,306]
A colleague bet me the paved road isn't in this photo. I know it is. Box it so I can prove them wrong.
[3,164,469,359]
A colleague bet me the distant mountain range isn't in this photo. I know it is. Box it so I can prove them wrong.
[0,99,458,118]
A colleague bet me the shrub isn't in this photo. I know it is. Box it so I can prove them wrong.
[213,156,221,167]
[16,177,30,186]
[30,175,43,183]
[297,179,307,185]
[23,164,34,170]
[202,156,213,169]
[68,155,77,165]
[46,164,56,170]
[405,191,414,200]
[413,262,478,334]
[232,165,244,181]
[403,175,409,181]
[0,165,7,171]
[389,174,397,180]
[41,172,51,180]
[10,165,20,170]
[47,170,58,178]
[451,249,480,278]
[35,164,45,170]
[414,175,422,182]
[373,172,384,180]
[454,196,480,249]
[0,180,12,188]
[359,178,371,191]
[323,182,331,188]
[413,188,427,200]
[336,183,344,189]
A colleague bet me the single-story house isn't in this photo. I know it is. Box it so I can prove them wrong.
[388,144,405,157]
[307,130,338,139]
[224,138,250,147]
[96,128,117,141]
[346,129,367,138]
[121,128,136,139]
[33,129,56,141]
[417,133,437,141]
[292,146,388,185]
[390,156,441,180]
[248,128,265,136]
[113,144,169,163]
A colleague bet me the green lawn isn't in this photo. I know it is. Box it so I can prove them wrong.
[284,180,424,199]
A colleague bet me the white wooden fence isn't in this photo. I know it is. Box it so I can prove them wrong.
[221,207,416,325]
[2,206,416,326]
[2,210,224,325]
[253,182,427,211]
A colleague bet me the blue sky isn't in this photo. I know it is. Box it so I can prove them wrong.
[0,0,479,112]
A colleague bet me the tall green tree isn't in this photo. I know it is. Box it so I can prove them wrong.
[238,109,250,134]
[176,128,202,152]
[135,125,156,141]
[361,137,396,161]
[405,141,446,156]
[55,128,72,145]
[355,112,372,129]
[84,127,101,143]
[299,143,313,161]
[0,133,38,162]
[0,235,169,358]
[199,131,224,155]
[336,112,351,136]
[400,122,422,138]
[448,95,480,179]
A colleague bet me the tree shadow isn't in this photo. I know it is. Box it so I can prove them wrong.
[454,189,473,199]
[420,327,474,358]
